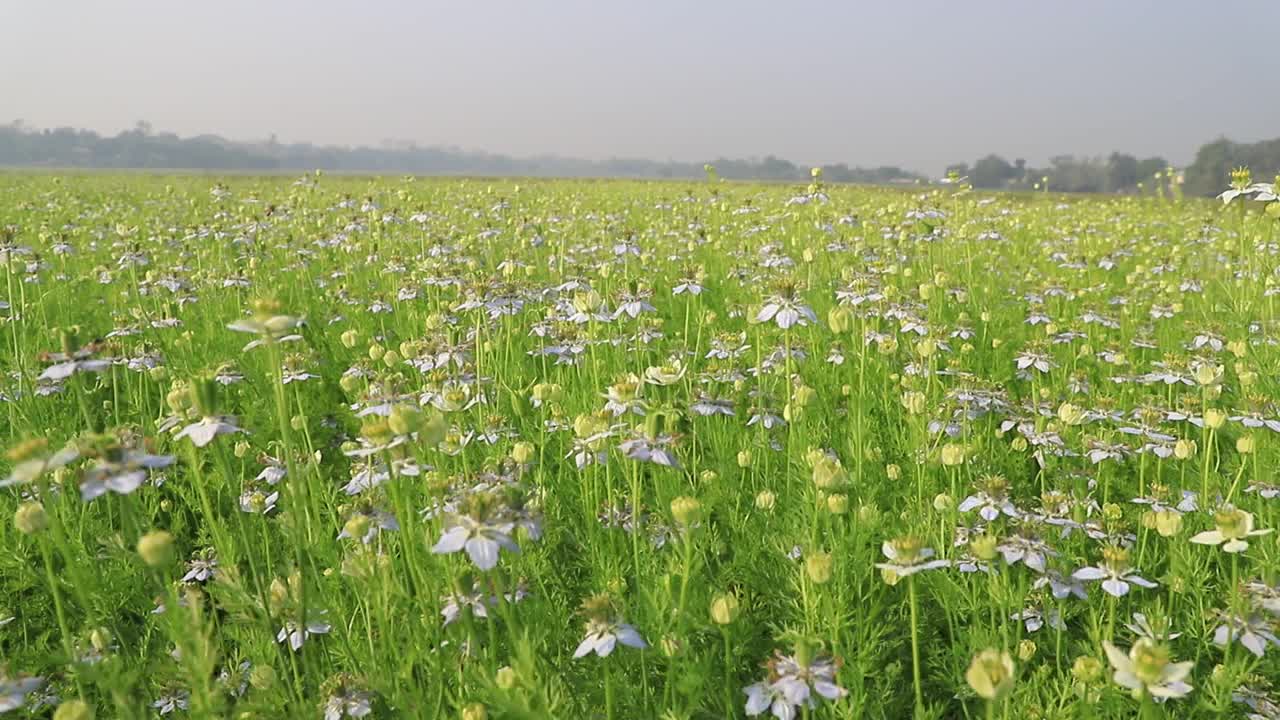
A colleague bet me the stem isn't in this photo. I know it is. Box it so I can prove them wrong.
[909,575,924,715]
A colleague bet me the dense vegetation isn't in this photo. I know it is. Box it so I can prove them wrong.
[1,170,1278,720]
[5,120,1278,196]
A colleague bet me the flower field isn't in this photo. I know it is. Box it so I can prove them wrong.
[1,170,1278,719]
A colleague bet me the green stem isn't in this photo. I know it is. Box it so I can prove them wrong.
[909,575,924,715]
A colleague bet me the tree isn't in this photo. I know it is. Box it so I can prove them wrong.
[1105,152,1139,193]
[970,154,1016,188]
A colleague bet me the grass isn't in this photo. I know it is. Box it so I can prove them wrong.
[0,171,1277,719]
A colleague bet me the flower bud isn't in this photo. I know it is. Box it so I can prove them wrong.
[338,373,362,394]
[495,666,517,690]
[1153,510,1182,538]
[1203,408,1226,430]
[53,700,93,720]
[249,665,276,690]
[932,493,954,512]
[511,441,536,464]
[1017,639,1036,662]
[1236,435,1254,454]
[1071,655,1102,684]
[792,384,816,408]
[710,594,740,625]
[367,344,385,361]
[901,391,926,415]
[811,456,847,489]
[940,443,966,466]
[14,502,47,535]
[826,493,849,514]
[340,330,359,349]
[1057,402,1085,426]
[805,552,833,585]
[342,515,372,541]
[670,496,702,527]
[827,306,853,334]
[754,490,776,512]
[137,530,175,567]
[965,649,1015,700]
[388,404,424,436]
[885,464,901,480]
[461,703,487,720]
[1173,438,1197,460]
[89,627,112,653]
[1194,364,1221,386]
[233,441,251,458]
[970,533,999,561]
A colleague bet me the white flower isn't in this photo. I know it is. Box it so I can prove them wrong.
[756,296,817,330]
[744,651,846,718]
[573,618,647,658]
[1190,507,1272,553]
[1103,639,1193,701]
[0,673,43,713]
[1212,611,1280,658]
[431,514,519,571]
[80,448,175,502]
[173,415,245,447]
[875,537,950,576]
[1072,547,1156,597]
[277,614,331,652]
[0,444,78,488]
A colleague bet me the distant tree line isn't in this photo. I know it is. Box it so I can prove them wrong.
[947,138,1280,196]
[0,120,922,186]
[946,153,1172,194]
[2,120,1276,195]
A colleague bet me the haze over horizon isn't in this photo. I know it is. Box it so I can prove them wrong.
[4,1,1278,175]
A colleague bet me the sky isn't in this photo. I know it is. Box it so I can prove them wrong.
[3,1,1278,174]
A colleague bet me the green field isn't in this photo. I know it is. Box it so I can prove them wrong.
[1,172,1278,719]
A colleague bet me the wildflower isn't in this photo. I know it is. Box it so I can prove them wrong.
[755,286,817,330]
[876,536,949,577]
[1072,546,1157,597]
[0,671,43,713]
[78,440,174,502]
[744,649,847,718]
[965,649,1015,700]
[226,298,304,351]
[996,533,1057,572]
[431,497,520,571]
[321,675,374,720]
[643,360,686,386]
[1102,639,1193,701]
[1125,613,1181,642]
[1190,506,1272,553]
[38,332,112,382]
[573,595,647,658]
[181,553,218,583]
[1,439,79,488]
[277,613,332,651]
[1211,610,1279,658]
[958,474,1019,521]
[239,487,280,515]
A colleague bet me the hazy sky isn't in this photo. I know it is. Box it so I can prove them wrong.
[3,1,1278,173]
